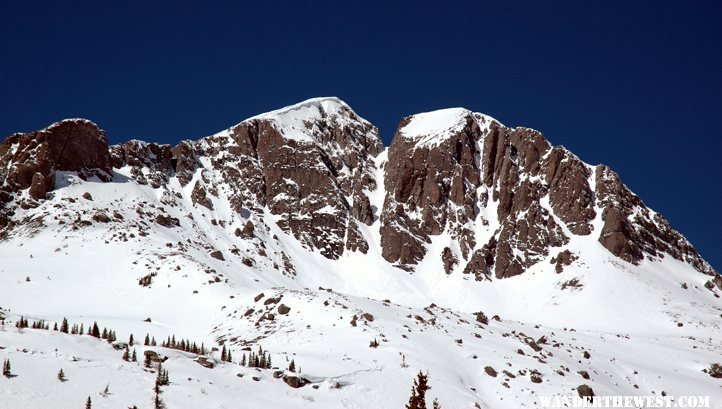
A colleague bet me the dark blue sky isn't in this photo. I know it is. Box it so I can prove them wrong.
[1,1,720,270]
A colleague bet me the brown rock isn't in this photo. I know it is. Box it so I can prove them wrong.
[282,374,309,388]
[577,384,595,398]
[441,247,458,274]
[551,249,577,273]
[240,221,254,238]
[195,356,215,369]
[155,214,180,228]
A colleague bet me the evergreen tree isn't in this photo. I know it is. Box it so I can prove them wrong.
[101,328,108,339]
[129,334,134,346]
[79,323,84,335]
[151,337,157,347]
[53,322,58,331]
[60,318,69,333]
[91,322,100,338]
[2,359,10,377]
[156,363,169,387]
[220,345,227,362]
[122,346,130,361]
[432,398,441,409]
[144,353,152,368]
[288,359,296,372]
[144,334,150,346]
[57,368,65,382]
[86,396,92,409]
[131,349,137,362]
[227,348,232,363]
[240,354,246,366]
[405,371,431,409]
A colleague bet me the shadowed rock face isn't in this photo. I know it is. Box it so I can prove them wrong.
[0,98,716,278]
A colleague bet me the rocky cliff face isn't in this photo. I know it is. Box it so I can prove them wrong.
[380,108,715,278]
[0,119,112,230]
[0,98,716,279]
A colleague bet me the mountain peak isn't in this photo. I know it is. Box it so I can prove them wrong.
[218,97,373,144]
[398,107,498,147]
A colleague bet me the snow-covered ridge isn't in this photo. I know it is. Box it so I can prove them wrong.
[399,107,498,147]
[217,97,375,143]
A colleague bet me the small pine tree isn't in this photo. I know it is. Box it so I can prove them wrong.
[57,368,66,382]
[220,345,227,362]
[151,337,157,347]
[129,334,134,346]
[226,348,232,363]
[101,328,108,339]
[60,318,69,333]
[2,359,10,377]
[122,346,130,361]
[432,398,441,409]
[86,396,92,409]
[131,348,137,362]
[91,322,100,338]
[288,359,295,372]
[240,353,246,366]
[405,371,431,409]
[156,363,169,387]
[53,322,58,331]
[144,353,152,368]
[144,334,150,346]
[79,323,84,335]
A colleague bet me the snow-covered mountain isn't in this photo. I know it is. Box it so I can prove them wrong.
[0,97,720,408]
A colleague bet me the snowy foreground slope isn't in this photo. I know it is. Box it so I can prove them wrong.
[0,97,721,408]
